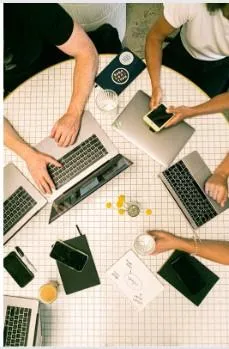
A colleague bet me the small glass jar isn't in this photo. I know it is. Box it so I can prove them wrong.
[96,89,119,117]
[134,233,156,256]
[38,280,59,304]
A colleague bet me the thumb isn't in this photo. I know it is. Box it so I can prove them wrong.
[149,99,157,110]
[166,105,175,113]
[147,230,161,239]
[50,123,57,138]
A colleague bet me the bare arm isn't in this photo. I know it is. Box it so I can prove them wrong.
[165,92,229,127]
[51,22,99,147]
[145,15,176,109]
[4,117,61,194]
[148,230,229,265]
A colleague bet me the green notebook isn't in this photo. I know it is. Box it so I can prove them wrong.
[57,234,100,295]
[158,250,219,306]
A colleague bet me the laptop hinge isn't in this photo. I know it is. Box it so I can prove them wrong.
[49,154,133,223]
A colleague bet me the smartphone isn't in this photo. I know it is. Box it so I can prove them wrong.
[143,104,174,132]
[50,240,88,271]
[4,251,34,288]
[171,254,206,295]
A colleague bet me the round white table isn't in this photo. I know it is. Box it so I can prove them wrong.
[4,56,229,347]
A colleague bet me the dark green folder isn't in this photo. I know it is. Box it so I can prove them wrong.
[158,250,219,306]
[57,235,100,295]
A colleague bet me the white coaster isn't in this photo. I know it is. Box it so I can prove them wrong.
[119,51,134,65]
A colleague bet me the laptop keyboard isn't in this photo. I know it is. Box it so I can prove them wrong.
[162,160,217,227]
[47,134,108,189]
[4,186,37,235]
[4,305,32,346]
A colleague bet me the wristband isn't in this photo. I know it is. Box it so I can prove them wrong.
[191,231,201,256]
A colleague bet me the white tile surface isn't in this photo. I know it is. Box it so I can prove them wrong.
[4,56,229,347]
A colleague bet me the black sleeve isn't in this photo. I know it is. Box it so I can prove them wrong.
[32,4,74,46]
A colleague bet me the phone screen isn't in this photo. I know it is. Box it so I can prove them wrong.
[147,104,173,128]
[171,254,206,294]
[50,241,88,271]
[4,251,34,287]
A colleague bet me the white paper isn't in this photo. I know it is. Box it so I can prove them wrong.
[107,250,164,311]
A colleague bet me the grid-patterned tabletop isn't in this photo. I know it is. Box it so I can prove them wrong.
[4,56,229,347]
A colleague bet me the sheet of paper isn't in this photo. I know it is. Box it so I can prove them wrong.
[107,249,164,311]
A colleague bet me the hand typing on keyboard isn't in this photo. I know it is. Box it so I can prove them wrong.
[50,111,82,147]
[25,149,62,194]
[205,153,229,207]
[205,173,228,207]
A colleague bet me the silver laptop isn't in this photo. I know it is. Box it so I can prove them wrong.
[4,295,42,346]
[112,90,195,167]
[36,111,118,202]
[159,151,229,229]
[4,163,47,245]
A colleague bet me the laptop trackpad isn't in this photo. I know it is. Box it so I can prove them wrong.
[35,136,76,160]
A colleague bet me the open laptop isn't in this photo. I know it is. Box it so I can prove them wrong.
[4,111,132,238]
[159,151,229,229]
[112,90,195,167]
[4,163,47,245]
[36,111,119,202]
[4,295,42,346]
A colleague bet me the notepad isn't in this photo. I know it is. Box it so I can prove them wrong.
[107,250,163,311]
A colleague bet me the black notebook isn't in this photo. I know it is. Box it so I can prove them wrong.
[158,250,219,306]
[57,235,100,295]
[95,48,146,95]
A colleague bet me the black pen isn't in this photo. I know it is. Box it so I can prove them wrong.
[15,246,37,272]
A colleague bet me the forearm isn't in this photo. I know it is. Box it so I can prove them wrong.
[176,237,229,265]
[145,34,163,91]
[214,153,229,178]
[67,49,98,117]
[4,118,35,161]
[187,93,229,118]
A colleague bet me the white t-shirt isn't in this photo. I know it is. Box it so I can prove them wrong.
[164,3,229,61]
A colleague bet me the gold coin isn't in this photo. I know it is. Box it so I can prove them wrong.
[116,195,125,208]
[106,202,112,208]
[118,208,125,215]
[145,208,152,216]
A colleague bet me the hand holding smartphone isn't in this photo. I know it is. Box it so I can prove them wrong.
[50,240,88,272]
[143,104,174,132]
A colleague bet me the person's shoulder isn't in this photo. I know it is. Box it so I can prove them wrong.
[163,3,198,28]
[164,3,204,18]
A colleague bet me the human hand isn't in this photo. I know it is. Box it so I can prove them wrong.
[147,230,179,255]
[164,105,193,128]
[25,150,62,194]
[149,86,162,110]
[50,112,81,147]
[205,173,228,207]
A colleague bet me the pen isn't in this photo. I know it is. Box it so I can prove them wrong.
[15,246,37,272]
[76,224,82,236]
